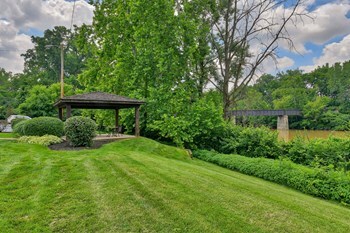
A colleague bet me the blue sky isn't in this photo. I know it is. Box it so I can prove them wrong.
[0,0,350,74]
[272,0,350,73]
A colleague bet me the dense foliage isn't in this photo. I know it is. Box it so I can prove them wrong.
[220,126,281,159]
[18,135,63,146]
[209,126,350,172]
[15,117,64,137]
[64,116,97,147]
[237,62,350,130]
[194,150,350,205]
[285,137,350,171]
[17,83,75,117]
[0,0,349,149]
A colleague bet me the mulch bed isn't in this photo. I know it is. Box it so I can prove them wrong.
[49,139,120,151]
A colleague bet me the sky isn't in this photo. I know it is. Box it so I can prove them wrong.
[0,0,350,75]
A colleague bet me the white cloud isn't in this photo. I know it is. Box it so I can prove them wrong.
[300,34,350,72]
[0,20,33,74]
[277,56,295,69]
[0,0,94,73]
[279,2,350,54]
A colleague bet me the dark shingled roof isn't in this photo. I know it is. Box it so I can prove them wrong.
[54,92,145,109]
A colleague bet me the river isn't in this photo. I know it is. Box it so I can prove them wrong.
[277,129,350,141]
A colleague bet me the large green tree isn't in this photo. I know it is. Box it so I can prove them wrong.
[78,0,216,135]
[21,26,86,87]
[0,68,15,118]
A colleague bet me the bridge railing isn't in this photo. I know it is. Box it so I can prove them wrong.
[229,109,302,116]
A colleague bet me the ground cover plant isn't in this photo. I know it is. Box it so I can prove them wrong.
[1,138,350,232]
[18,135,63,146]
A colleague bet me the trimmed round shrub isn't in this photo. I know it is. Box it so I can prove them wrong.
[64,116,97,147]
[13,120,28,136]
[18,117,64,137]
[11,118,28,128]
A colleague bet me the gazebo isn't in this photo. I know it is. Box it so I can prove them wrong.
[53,92,145,136]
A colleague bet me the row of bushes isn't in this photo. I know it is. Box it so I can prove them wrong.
[209,125,350,171]
[14,116,97,147]
[193,150,350,205]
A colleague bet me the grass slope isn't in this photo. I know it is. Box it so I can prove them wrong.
[0,138,350,232]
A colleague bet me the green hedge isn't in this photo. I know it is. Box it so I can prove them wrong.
[193,150,350,205]
[15,117,64,137]
[64,116,97,147]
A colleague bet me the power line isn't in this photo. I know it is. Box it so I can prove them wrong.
[70,0,77,31]
[0,49,28,52]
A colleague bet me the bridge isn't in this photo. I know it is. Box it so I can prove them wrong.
[229,109,302,130]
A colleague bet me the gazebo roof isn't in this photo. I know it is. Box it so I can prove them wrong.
[54,92,145,109]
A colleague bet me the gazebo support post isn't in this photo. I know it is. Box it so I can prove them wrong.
[135,106,140,137]
[58,108,63,120]
[115,108,119,129]
[66,105,72,119]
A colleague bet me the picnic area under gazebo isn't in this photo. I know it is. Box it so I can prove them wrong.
[54,92,145,136]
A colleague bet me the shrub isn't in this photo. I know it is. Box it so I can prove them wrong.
[283,136,350,171]
[64,116,97,147]
[193,150,350,205]
[18,117,64,137]
[13,120,28,136]
[148,92,228,149]
[220,126,281,159]
[11,118,28,128]
[18,135,63,146]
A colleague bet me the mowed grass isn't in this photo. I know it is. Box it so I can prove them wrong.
[1,138,350,232]
[0,133,16,139]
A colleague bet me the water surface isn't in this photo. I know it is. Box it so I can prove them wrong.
[277,130,350,141]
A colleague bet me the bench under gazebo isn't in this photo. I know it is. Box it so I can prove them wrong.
[54,92,145,136]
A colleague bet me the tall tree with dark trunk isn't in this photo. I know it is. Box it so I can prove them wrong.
[207,0,307,119]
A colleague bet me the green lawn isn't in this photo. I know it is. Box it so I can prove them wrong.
[0,133,16,139]
[1,138,350,232]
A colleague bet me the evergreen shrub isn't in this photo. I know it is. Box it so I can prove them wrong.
[11,118,28,128]
[64,116,97,147]
[13,120,27,136]
[17,117,64,137]
[194,150,350,205]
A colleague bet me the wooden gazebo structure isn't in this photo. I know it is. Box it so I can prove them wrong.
[54,92,145,136]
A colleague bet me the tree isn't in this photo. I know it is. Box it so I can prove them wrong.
[78,0,214,134]
[207,0,307,119]
[21,26,86,87]
[0,68,14,118]
[18,83,75,118]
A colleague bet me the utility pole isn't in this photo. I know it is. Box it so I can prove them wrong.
[45,41,66,98]
[60,41,64,98]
